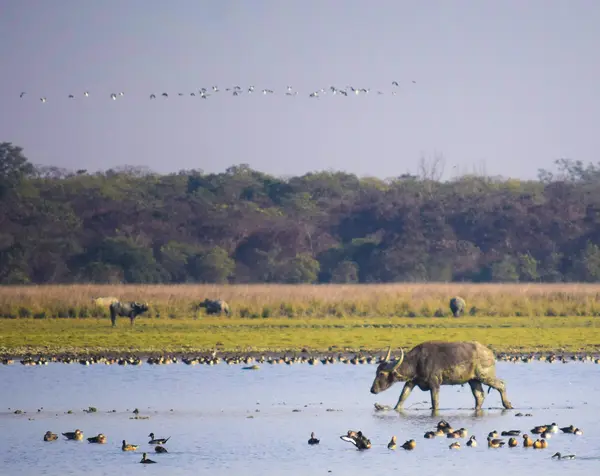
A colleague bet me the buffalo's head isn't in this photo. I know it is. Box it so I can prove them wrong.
[133,302,149,314]
[370,346,405,394]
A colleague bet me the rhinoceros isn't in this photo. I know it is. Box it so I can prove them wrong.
[449,296,466,317]
[109,301,149,327]
[370,341,513,411]
[197,299,230,316]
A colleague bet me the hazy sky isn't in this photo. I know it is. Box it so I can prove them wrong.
[2,0,600,180]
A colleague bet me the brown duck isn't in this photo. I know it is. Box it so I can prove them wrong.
[43,431,58,442]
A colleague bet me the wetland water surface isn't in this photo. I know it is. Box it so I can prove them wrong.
[1,362,599,475]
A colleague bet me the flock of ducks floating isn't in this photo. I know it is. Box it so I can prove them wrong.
[43,429,171,464]
[313,419,580,459]
[4,351,600,367]
[17,81,417,103]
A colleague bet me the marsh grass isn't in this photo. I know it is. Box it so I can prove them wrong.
[2,283,600,319]
[2,284,600,355]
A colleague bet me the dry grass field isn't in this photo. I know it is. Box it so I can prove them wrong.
[1,283,600,356]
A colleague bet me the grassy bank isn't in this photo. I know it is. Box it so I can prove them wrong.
[1,284,600,356]
[1,315,599,357]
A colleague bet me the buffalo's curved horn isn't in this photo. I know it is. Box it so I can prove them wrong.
[391,348,404,372]
[384,346,392,362]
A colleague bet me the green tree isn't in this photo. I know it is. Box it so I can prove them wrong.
[277,253,321,283]
[188,247,235,283]
[330,260,359,283]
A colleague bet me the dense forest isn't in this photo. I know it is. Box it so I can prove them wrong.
[2,141,600,285]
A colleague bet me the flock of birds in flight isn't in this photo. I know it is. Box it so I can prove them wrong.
[17,81,417,103]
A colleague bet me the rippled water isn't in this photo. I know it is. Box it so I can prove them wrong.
[1,361,599,475]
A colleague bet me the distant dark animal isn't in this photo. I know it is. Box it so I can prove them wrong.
[308,432,320,445]
[155,445,168,453]
[109,301,149,327]
[449,296,466,317]
[370,341,513,411]
[197,299,230,316]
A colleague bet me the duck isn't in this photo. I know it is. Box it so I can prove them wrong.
[87,433,106,444]
[560,425,576,434]
[466,436,477,447]
[523,434,534,447]
[552,452,575,460]
[122,440,139,451]
[155,445,168,453]
[62,429,83,441]
[148,433,170,445]
[501,430,521,436]
[508,437,518,447]
[531,425,547,434]
[533,439,548,449]
[387,436,397,449]
[455,428,468,438]
[401,439,416,450]
[140,453,157,464]
[434,428,446,437]
[546,423,559,433]
[340,430,371,450]
[449,441,461,450]
[541,430,552,439]
[424,431,436,439]
[488,430,499,438]
[308,432,320,445]
[437,420,452,431]
[487,437,505,448]
[447,431,461,439]
[43,431,58,441]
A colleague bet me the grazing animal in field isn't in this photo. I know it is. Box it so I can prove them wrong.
[370,341,513,411]
[109,301,149,327]
[91,296,120,307]
[449,296,466,317]
[197,298,230,316]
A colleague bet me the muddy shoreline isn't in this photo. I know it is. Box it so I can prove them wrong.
[2,348,600,363]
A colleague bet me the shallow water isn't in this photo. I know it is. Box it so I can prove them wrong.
[1,361,599,475]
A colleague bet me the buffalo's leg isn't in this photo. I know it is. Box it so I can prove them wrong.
[468,380,485,410]
[111,312,116,327]
[430,386,440,411]
[130,315,135,326]
[481,377,513,409]
[394,381,416,410]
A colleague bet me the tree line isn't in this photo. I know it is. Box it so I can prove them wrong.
[2,141,600,284]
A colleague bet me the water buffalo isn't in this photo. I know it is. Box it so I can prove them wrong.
[370,341,513,411]
[449,296,466,317]
[197,299,230,316]
[109,301,149,327]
